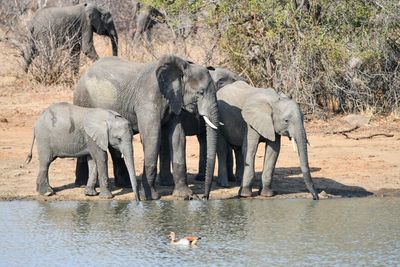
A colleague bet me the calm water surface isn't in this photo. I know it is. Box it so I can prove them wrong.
[1,198,400,266]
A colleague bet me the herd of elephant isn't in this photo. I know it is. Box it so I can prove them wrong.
[24,3,319,201]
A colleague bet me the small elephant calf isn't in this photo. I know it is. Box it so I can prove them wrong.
[26,102,140,201]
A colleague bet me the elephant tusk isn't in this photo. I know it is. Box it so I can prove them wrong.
[307,140,312,147]
[292,138,297,152]
[121,154,124,159]
[219,122,224,126]
[203,116,218,130]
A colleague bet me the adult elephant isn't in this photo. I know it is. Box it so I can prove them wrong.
[217,81,319,200]
[158,66,243,186]
[73,55,219,200]
[22,3,118,74]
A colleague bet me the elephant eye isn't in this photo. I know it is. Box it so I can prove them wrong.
[197,90,204,96]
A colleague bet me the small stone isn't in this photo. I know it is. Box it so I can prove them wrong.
[319,190,329,199]
[0,118,8,123]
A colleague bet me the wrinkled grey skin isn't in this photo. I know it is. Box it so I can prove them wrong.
[22,3,118,74]
[26,102,139,201]
[73,55,219,200]
[217,81,319,200]
[159,66,243,186]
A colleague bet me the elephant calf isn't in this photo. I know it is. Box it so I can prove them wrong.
[26,102,139,201]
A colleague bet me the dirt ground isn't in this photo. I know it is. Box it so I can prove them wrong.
[1,38,399,202]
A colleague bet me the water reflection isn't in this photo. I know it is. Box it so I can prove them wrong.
[0,198,400,266]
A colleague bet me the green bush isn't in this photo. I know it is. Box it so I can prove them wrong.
[214,0,400,116]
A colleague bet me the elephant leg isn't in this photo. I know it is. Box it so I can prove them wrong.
[89,146,112,199]
[158,128,174,186]
[226,145,236,182]
[84,155,98,196]
[259,135,281,197]
[75,157,88,187]
[195,132,206,181]
[234,147,244,185]
[36,149,54,196]
[109,146,131,188]
[168,118,192,198]
[217,134,230,187]
[138,117,161,200]
[239,127,260,197]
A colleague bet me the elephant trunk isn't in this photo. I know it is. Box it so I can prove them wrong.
[120,144,140,201]
[294,129,319,200]
[203,104,219,199]
[109,29,118,56]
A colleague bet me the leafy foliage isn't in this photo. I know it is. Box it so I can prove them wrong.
[213,0,400,116]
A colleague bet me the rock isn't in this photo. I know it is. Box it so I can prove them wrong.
[318,190,329,199]
[0,118,8,123]
[348,57,362,69]
[343,114,370,128]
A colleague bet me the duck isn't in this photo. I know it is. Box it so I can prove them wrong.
[168,231,201,246]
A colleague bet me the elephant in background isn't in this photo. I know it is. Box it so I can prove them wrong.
[132,2,164,44]
[22,3,118,74]
[26,102,139,201]
[217,81,319,200]
[159,66,244,186]
[73,55,219,200]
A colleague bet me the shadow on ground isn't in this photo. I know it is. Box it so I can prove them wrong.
[53,166,373,199]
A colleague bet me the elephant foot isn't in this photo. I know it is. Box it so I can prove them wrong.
[239,186,252,197]
[195,173,205,181]
[217,177,230,188]
[84,187,98,196]
[173,186,193,199]
[159,173,175,186]
[75,178,88,188]
[142,186,160,200]
[37,184,54,196]
[259,188,275,197]
[99,189,113,199]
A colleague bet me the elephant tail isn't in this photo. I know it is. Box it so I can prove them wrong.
[25,130,35,164]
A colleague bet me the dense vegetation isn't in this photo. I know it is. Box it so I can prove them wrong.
[1,0,399,116]
[141,0,400,116]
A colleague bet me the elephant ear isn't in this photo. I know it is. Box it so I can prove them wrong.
[85,4,102,34]
[155,55,189,115]
[241,95,276,141]
[84,116,109,151]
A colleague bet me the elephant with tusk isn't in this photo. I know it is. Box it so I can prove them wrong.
[158,66,244,187]
[73,55,219,200]
[216,81,319,200]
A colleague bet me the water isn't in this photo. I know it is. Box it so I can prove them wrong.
[0,198,400,266]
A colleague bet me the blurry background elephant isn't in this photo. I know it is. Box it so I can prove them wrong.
[158,66,244,186]
[22,3,118,75]
[26,102,139,201]
[73,55,219,200]
[217,81,319,200]
[132,1,165,45]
